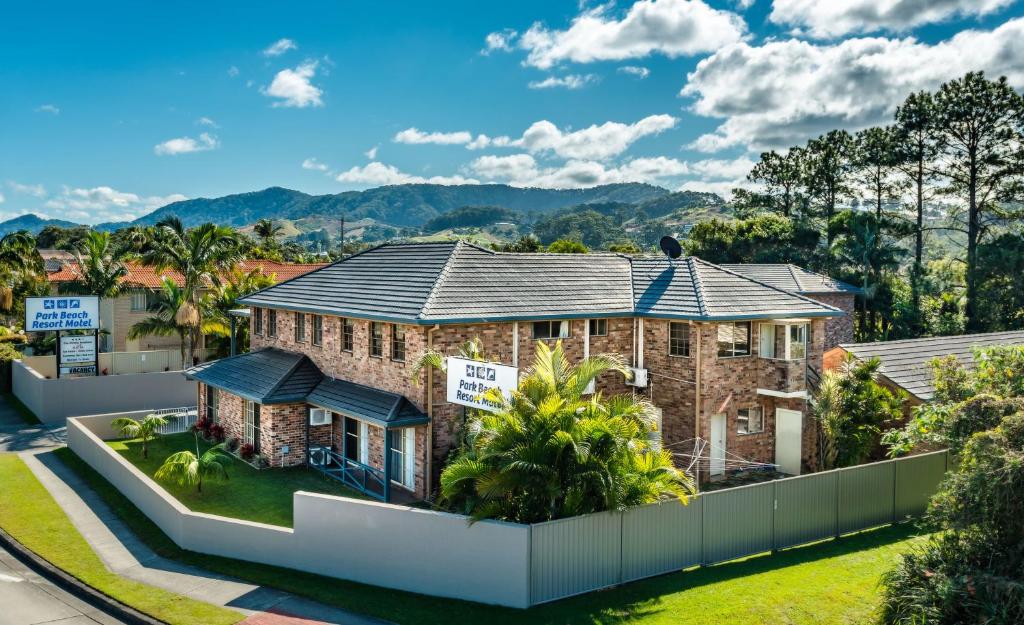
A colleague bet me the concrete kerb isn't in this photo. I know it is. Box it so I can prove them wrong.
[0,524,165,625]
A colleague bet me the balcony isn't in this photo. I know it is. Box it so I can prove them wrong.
[756,358,807,398]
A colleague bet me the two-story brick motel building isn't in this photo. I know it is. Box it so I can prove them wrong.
[186,242,858,502]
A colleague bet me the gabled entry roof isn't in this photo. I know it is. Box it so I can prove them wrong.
[238,241,842,323]
[185,348,428,427]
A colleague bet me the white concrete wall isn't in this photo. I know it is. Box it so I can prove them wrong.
[14,361,197,425]
[67,414,531,608]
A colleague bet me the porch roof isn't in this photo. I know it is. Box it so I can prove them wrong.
[307,377,428,428]
[185,348,322,404]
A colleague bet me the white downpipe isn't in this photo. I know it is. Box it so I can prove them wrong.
[512,321,519,367]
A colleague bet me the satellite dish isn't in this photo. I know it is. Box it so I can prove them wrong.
[659,236,683,260]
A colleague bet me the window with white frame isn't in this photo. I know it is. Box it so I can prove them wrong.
[312,315,323,346]
[389,428,416,489]
[267,309,277,338]
[533,320,569,339]
[130,291,148,312]
[369,322,384,357]
[737,406,764,435]
[589,318,607,336]
[391,324,406,361]
[253,307,263,335]
[717,322,751,357]
[243,401,260,452]
[340,317,354,352]
[344,418,368,464]
[294,312,306,343]
[758,322,808,360]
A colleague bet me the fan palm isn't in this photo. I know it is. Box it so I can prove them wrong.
[59,230,131,298]
[252,219,284,247]
[155,434,230,493]
[128,277,229,366]
[142,218,242,364]
[110,413,168,459]
[440,340,693,524]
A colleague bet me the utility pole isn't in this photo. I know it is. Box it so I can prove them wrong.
[339,216,345,257]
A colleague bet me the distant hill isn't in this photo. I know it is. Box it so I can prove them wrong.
[96,183,671,230]
[0,213,80,236]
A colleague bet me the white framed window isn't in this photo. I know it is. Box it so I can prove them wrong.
[130,291,148,312]
[253,307,263,335]
[759,322,808,360]
[391,324,406,361]
[533,320,569,339]
[267,309,277,338]
[294,312,306,343]
[589,319,607,336]
[312,315,323,346]
[737,407,764,435]
[389,428,416,489]
[243,401,260,451]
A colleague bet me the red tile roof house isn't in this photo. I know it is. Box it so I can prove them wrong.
[46,258,327,354]
[186,241,857,503]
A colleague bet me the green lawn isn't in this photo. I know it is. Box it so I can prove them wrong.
[109,431,367,527]
[57,445,925,625]
[0,453,241,625]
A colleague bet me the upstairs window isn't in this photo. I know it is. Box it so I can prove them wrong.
[294,312,306,343]
[130,291,147,312]
[340,318,354,352]
[717,322,751,358]
[369,322,384,357]
[391,324,406,361]
[758,322,808,360]
[737,407,764,435]
[669,322,690,357]
[533,320,569,340]
[253,307,263,335]
[267,309,278,338]
[312,315,323,346]
[589,319,608,337]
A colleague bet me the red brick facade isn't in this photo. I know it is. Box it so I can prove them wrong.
[202,307,827,499]
[807,293,855,350]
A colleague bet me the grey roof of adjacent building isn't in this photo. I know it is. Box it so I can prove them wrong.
[720,264,861,295]
[238,241,842,323]
[185,348,428,426]
[840,331,1024,401]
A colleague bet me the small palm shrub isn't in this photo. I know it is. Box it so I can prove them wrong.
[154,433,230,493]
[111,413,168,459]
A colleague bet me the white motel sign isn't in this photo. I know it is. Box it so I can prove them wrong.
[445,356,518,413]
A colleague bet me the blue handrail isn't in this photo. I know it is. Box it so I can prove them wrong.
[309,447,387,500]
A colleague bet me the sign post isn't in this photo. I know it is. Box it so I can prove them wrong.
[25,296,100,378]
[445,357,518,413]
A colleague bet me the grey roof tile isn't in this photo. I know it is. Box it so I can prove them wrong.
[721,264,861,294]
[185,348,321,403]
[842,331,1024,400]
[308,378,427,427]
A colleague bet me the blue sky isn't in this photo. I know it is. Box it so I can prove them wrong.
[3,0,1024,224]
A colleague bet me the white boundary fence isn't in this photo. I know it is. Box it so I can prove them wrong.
[67,411,949,608]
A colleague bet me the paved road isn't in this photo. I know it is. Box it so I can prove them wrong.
[0,400,64,454]
[0,542,126,625]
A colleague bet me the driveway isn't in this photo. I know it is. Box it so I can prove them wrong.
[0,398,64,453]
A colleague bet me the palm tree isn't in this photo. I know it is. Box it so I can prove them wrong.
[252,219,283,247]
[58,230,131,298]
[439,341,693,523]
[0,230,43,311]
[110,413,168,459]
[141,218,242,364]
[155,434,229,493]
[129,278,228,366]
[208,268,274,357]
[410,337,487,381]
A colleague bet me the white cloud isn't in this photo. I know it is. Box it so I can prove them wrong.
[335,162,479,187]
[687,156,756,180]
[262,38,297,57]
[196,116,218,127]
[770,0,1015,39]
[734,0,756,9]
[7,181,47,198]
[302,157,329,172]
[393,128,474,145]
[228,66,240,77]
[527,74,597,89]
[682,18,1024,152]
[263,61,323,108]
[153,132,220,156]
[502,0,747,69]
[365,145,379,160]
[43,186,187,224]
[483,28,518,53]
[400,114,678,160]
[0,193,4,204]
[618,65,650,78]
[35,104,60,115]
[468,153,691,189]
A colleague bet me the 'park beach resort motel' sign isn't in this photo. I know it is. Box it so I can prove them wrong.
[445,356,518,413]
[25,296,99,331]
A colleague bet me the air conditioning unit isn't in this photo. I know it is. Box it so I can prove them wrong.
[309,446,330,467]
[627,367,649,388]
[309,408,330,426]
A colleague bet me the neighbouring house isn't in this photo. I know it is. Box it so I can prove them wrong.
[187,241,847,503]
[721,264,860,349]
[46,258,327,354]
[824,330,1024,412]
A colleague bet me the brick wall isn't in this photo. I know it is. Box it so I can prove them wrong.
[807,293,855,350]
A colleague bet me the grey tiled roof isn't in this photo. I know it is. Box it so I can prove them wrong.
[185,348,320,403]
[720,264,861,295]
[841,331,1024,400]
[239,241,841,323]
[307,378,427,427]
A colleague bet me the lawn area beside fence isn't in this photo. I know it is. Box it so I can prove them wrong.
[0,453,242,625]
[109,431,368,527]
[55,445,930,625]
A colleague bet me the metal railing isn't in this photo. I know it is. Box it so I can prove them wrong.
[308,447,387,500]
[153,406,198,434]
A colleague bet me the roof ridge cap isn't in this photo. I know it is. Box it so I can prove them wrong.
[687,257,709,318]
[264,353,322,399]
[786,264,806,291]
[419,240,463,319]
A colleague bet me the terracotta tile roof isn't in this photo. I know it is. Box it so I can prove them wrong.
[47,259,327,289]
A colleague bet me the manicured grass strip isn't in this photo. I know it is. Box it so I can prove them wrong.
[0,453,242,625]
[109,432,367,527]
[56,446,927,625]
[2,391,41,425]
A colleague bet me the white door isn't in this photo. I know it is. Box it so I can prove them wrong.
[776,408,803,475]
[710,414,726,477]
